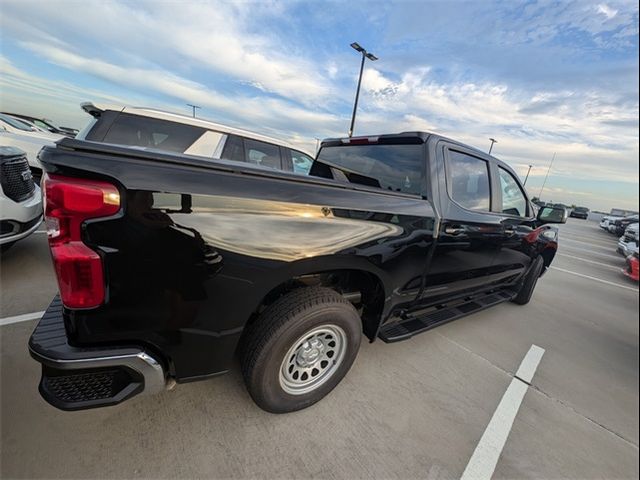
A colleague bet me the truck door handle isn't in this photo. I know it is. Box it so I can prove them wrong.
[445,226,465,235]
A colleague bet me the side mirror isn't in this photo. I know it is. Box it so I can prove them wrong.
[537,206,567,224]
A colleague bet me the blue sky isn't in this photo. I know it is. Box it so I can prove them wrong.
[1,0,638,210]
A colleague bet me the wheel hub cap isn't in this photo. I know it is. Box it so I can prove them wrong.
[296,339,325,367]
[279,324,347,395]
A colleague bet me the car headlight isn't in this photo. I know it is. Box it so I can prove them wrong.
[541,229,558,241]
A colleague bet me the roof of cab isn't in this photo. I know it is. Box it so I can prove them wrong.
[81,102,309,154]
[319,131,521,176]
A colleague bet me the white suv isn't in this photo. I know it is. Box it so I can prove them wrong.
[0,147,43,252]
[78,103,316,175]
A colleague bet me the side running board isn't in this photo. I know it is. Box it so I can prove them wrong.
[378,290,515,343]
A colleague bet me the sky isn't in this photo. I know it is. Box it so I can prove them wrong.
[1,0,638,211]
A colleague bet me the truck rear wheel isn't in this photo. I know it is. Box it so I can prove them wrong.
[240,287,362,413]
[512,256,544,305]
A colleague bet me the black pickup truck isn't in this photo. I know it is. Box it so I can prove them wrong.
[29,126,566,413]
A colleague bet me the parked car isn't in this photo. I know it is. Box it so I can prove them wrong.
[0,113,64,182]
[2,114,51,133]
[1,112,78,137]
[610,215,639,236]
[0,147,43,252]
[78,102,315,175]
[617,223,639,256]
[29,131,566,413]
[600,208,639,231]
[569,206,589,219]
[623,252,639,282]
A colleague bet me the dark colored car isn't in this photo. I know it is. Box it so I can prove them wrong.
[612,214,639,236]
[1,112,78,137]
[569,206,589,219]
[29,127,566,413]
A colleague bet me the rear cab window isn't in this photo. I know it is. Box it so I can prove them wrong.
[313,142,424,196]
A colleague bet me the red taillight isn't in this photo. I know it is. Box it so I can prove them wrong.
[44,174,120,309]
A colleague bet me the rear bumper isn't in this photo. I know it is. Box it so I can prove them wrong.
[29,296,166,410]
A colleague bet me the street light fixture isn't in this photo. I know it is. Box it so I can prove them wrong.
[488,138,497,154]
[187,104,201,118]
[348,42,378,137]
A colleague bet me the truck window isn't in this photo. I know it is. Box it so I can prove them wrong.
[498,167,528,217]
[315,144,423,195]
[447,150,490,211]
[96,113,206,154]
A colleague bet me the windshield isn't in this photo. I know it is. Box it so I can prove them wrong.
[0,114,35,131]
[316,143,423,195]
[574,207,589,212]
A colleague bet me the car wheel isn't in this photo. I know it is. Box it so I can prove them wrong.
[512,256,544,305]
[240,287,362,413]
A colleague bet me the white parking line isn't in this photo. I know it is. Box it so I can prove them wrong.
[561,245,622,260]
[0,310,45,326]
[550,266,638,292]
[556,253,623,270]
[561,238,617,250]
[461,345,545,480]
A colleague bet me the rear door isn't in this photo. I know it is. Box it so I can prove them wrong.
[423,142,502,298]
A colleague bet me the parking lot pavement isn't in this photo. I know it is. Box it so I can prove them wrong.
[1,218,638,479]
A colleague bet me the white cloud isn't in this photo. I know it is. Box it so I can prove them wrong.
[0,0,637,211]
[597,3,619,20]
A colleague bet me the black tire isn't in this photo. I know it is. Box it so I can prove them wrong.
[240,287,362,413]
[512,256,544,305]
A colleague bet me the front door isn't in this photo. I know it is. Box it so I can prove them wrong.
[490,164,536,281]
[421,143,502,302]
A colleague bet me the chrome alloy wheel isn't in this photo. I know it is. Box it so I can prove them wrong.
[279,324,347,395]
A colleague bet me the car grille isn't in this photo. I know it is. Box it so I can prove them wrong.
[624,231,636,243]
[0,156,35,202]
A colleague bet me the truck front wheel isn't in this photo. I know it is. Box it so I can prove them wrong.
[512,256,544,305]
[240,287,362,413]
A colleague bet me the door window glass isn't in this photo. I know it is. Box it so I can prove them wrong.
[244,139,282,170]
[220,134,244,162]
[290,150,314,175]
[499,167,527,217]
[447,150,491,211]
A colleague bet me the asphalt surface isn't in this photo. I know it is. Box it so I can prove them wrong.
[1,218,638,479]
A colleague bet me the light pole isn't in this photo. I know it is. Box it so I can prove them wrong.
[538,152,556,198]
[348,42,378,137]
[523,164,533,185]
[187,104,201,118]
[488,138,497,154]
